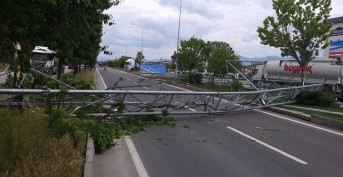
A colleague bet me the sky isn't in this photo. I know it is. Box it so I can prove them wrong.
[98,0,343,61]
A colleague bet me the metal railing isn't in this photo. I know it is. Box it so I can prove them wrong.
[0,84,323,116]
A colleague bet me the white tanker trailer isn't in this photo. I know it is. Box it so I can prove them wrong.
[251,59,343,96]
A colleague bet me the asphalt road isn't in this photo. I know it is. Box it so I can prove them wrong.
[97,67,343,177]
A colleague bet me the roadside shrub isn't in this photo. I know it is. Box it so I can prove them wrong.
[296,90,335,107]
[192,72,203,85]
[229,80,244,91]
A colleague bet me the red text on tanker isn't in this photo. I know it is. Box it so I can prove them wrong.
[284,64,312,74]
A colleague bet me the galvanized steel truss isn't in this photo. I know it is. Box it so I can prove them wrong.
[0,84,323,116]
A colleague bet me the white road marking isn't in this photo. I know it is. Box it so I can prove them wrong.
[97,68,107,89]
[98,68,149,177]
[185,106,197,112]
[212,96,228,103]
[162,83,191,91]
[143,86,149,90]
[254,109,343,137]
[227,126,308,165]
[125,136,149,177]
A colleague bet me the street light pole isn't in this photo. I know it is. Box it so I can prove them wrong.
[175,0,182,78]
[131,23,145,53]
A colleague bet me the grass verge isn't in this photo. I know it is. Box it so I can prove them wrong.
[281,104,343,121]
[0,108,86,177]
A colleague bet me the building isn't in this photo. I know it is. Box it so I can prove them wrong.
[323,16,343,59]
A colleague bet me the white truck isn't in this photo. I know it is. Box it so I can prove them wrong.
[124,58,135,71]
[30,46,64,74]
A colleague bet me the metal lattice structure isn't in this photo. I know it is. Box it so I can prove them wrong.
[0,84,323,116]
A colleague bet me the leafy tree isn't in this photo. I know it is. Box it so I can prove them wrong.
[173,36,206,83]
[257,0,332,85]
[0,0,121,84]
[116,56,130,68]
[206,41,240,85]
[135,51,145,69]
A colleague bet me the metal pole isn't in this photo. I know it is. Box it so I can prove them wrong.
[175,0,182,78]
[226,60,260,91]
[30,68,77,90]
[141,29,144,53]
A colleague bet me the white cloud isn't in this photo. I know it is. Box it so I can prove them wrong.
[98,0,343,60]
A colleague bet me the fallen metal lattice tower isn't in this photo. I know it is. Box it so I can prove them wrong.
[0,84,323,116]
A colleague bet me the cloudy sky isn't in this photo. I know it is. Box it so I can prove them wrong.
[98,0,343,61]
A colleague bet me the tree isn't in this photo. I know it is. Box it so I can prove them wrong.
[173,36,206,83]
[135,51,145,69]
[206,41,240,85]
[257,0,332,85]
[116,56,130,68]
[0,0,121,84]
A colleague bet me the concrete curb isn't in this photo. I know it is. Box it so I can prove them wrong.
[84,68,103,177]
[265,107,343,131]
[84,137,95,177]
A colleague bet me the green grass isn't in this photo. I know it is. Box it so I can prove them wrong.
[0,108,85,177]
[72,68,95,84]
[282,104,343,121]
[291,104,343,113]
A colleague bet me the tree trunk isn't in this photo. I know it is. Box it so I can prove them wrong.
[57,58,63,79]
[300,65,305,86]
[211,75,215,85]
[73,64,78,77]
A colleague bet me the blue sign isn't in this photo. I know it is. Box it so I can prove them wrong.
[329,39,343,50]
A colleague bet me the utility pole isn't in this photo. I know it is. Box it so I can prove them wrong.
[175,0,182,78]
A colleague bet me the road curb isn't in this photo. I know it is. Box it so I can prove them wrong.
[265,107,343,131]
[84,136,95,177]
[84,68,104,177]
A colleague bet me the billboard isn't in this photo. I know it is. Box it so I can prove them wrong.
[324,23,343,58]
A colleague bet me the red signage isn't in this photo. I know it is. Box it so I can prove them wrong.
[284,64,312,74]
[329,52,343,58]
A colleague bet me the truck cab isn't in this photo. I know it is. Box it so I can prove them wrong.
[30,46,64,74]
[251,64,265,83]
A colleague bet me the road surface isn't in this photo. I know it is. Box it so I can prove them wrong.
[95,67,343,177]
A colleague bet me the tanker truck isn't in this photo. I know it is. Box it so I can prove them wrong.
[251,59,343,97]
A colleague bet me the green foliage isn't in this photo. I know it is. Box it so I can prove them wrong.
[135,51,145,69]
[46,104,176,154]
[0,73,14,88]
[257,0,332,84]
[108,56,131,68]
[296,90,335,107]
[86,115,176,153]
[0,0,122,82]
[206,41,241,85]
[191,72,203,85]
[229,80,244,91]
[173,36,206,82]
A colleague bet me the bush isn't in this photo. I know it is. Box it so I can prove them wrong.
[229,80,244,91]
[192,72,203,85]
[296,90,335,107]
